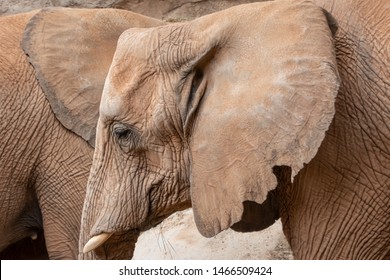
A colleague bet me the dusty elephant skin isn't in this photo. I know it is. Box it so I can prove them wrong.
[0,8,162,259]
[277,0,390,260]
[79,0,349,259]
[0,11,92,259]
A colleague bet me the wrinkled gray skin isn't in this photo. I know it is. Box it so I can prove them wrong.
[278,0,390,259]
[0,8,162,259]
[0,11,92,259]
[81,0,389,260]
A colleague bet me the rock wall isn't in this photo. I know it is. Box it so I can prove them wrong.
[134,209,293,260]
[111,0,267,21]
[1,0,113,15]
[1,0,268,20]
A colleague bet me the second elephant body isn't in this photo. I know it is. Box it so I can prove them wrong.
[0,8,162,259]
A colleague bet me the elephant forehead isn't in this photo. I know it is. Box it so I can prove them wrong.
[100,89,122,119]
[100,73,156,126]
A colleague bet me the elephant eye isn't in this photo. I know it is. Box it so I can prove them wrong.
[112,124,142,153]
[115,128,132,140]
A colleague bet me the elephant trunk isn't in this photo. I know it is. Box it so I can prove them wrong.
[78,124,148,259]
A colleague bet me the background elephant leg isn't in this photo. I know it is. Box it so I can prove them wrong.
[34,121,92,259]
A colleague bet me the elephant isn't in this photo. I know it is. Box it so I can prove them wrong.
[80,0,390,260]
[276,0,390,259]
[77,0,335,260]
[0,8,162,259]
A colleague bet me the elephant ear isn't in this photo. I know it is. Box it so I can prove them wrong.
[177,1,340,237]
[22,7,162,146]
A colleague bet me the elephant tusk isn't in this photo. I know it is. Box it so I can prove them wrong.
[83,232,113,254]
[30,232,38,240]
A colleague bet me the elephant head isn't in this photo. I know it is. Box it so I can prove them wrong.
[80,0,340,258]
[0,7,162,259]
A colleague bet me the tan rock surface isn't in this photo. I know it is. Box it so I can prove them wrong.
[1,0,268,20]
[133,209,293,260]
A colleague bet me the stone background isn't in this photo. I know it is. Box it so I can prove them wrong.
[1,0,270,20]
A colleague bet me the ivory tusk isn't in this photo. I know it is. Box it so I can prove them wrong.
[83,232,113,253]
[30,232,38,240]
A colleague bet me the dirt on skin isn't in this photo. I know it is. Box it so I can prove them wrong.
[133,209,293,260]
